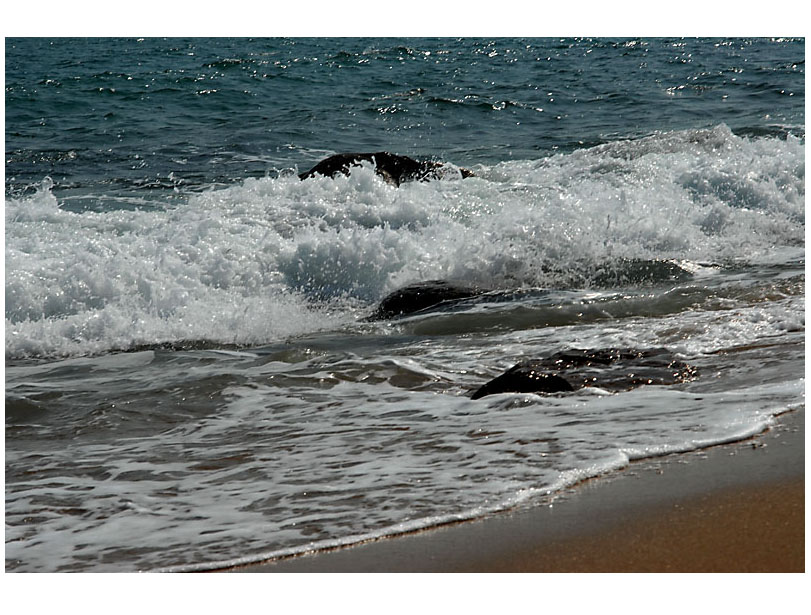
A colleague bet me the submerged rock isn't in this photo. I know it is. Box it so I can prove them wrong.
[589,258,702,287]
[367,280,489,321]
[471,347,696,399]
[298,152,474,186]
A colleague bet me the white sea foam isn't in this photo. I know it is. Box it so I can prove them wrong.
[150,377,801,573]
[5,127,804,359]
[6,37,806,575]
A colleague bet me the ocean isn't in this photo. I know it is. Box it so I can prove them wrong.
[4,37,805,572]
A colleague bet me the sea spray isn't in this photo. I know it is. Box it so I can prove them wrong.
[6,126,803,359]
[5,37,804,573]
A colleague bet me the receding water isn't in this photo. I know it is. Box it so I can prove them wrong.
[5,37,805,571]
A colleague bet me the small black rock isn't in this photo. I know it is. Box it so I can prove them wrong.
[367,280,488,321]
[471,365,574,399]
[471,347,696,399]
[299,152,474,186]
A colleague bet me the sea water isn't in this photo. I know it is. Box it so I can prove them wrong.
[4,37,805,572]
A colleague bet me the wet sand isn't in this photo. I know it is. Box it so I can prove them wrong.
[232,408,804,573]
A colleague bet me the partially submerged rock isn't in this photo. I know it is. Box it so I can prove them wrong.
[367,280,489,321]
[299,152,474,186]
[471,367,574,399]
[471,347,696,399]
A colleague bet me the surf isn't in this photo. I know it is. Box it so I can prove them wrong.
[5,125,805,361]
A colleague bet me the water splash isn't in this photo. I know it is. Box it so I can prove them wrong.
[5,126,804,359]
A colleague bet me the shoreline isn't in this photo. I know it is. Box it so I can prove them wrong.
[231,407,804,573]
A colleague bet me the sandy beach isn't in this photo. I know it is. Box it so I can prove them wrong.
[231,407,804,573]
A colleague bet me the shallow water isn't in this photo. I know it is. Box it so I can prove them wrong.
[4,37,805,572]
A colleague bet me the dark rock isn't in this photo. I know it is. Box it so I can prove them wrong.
[471,347,696,399]
[470,366,573,399]
[367,280,489,321]
[299,152,474,186]
[589,258,698,287]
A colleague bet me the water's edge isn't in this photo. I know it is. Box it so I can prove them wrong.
[156,406,800,573]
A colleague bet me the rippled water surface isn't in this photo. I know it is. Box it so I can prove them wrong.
[5,37,804,571]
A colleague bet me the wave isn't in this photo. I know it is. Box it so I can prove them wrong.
[154,383,800,573]
[5,125,805,360]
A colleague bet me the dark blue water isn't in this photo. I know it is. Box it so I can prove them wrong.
[6,37,804,204]
[5,37,805,572]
